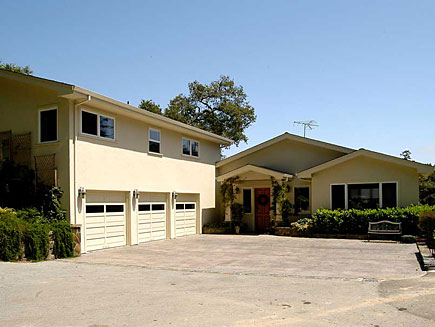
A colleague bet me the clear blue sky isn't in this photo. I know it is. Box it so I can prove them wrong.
[2,0,434,164]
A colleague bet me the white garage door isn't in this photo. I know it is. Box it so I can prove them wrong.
[138,203,167,242]
[175,202,197,237]
[85,192,126,252]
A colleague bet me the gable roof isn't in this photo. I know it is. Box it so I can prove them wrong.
[297,148,433,178]
[216,132,354,167]
[216,164,293,182]
[0,69,232,145]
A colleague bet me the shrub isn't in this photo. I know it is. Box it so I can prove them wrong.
[231,203,244,226]
[305,205,435,235]
[0,207,75,261]
[51,220,74,259]
[290,217,313,235]
[23,222,50,261]
[0,209,24,261]
[418,210,435,249]
[37,186,66,222]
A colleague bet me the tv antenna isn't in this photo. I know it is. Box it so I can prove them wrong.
[293,120,319,137]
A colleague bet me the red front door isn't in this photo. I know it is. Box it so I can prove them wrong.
[255,188,271,232]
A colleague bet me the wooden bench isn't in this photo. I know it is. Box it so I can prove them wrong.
[368,220,402,241]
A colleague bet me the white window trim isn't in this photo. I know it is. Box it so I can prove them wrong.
[148,128,161,154]
[330,182,399,210]
[38,107,58,144]
[80,109,116,141]
[294,186,311,214]
[181,137,200,158]
[242,187,253,214]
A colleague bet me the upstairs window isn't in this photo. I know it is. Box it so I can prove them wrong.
[81,110,115,140]
[149,129,160,153]
[182,138,199,157]
[39,108,58,143]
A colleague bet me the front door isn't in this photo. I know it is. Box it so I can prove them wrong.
[255,188,270,232]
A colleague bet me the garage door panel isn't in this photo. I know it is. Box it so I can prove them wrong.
[137,200,167,243]
[175,201,197,237]
[85,193,126,252]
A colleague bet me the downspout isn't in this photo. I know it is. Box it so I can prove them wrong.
[73,95,91,224]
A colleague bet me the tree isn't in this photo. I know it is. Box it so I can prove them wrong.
[138,100,162,114]
[420,170,435,205]
[400,149,412,160]
[0,61,33,75]
[139,76,256,147]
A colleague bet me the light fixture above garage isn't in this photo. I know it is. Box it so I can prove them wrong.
[133,189,139,199]
[78,187,86,199]
[172,191,178,200]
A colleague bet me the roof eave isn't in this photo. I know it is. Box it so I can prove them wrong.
[68,87,232,146]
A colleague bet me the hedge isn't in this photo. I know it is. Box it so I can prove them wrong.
[304,205,435,235]
[0,207,75,262]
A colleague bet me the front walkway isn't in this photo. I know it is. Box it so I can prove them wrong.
[73,234,423,280]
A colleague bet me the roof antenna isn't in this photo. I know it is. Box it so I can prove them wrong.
[293,120,319,137]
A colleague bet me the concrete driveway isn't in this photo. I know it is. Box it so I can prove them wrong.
[73,234,423,280]
[2,235,434,327]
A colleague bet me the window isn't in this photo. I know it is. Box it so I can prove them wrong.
[331,185,346,210]
[348,183,379,209]
[294,187,310,213]
[243,189,252,213]
[86,205,105,213]
[152,204,165,211]
[81,110,115,140]
[185,203,195,210]
[39,108,57,143]
[138,204,151,212]
[182,138,199,157]
[382,183,397,208]
[176,203,184,210]
[330,182,399,210]
[149,129,160,153]
[106,205,124,213]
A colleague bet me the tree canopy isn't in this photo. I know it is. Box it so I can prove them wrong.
[0,61,33,75]
[420,170,435,205]
[139,76,256,147]
[138,100,162,114]
[400,149,412,160]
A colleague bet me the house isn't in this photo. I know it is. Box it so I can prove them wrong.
[0,70,231,253]
[216,133,432,232]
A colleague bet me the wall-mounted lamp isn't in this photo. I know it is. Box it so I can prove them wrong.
[78,187,86,199]
[133,189,139,200]
[172,191,178,200]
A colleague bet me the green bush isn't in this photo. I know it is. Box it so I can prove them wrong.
[0,207,75,261]
[51,220,74,259]
[24,222,50,261]
[299,205,435,235]
[418,210,435,249]
[231,203,244,226]
[0,208,24,261]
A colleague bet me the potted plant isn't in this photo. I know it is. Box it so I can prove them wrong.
[231,203,244,234]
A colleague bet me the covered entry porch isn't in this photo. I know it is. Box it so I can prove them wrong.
[216,165,312,232]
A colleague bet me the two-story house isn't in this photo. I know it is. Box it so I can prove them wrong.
[0,70,231,252]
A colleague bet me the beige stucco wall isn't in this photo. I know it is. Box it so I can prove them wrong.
[311,155,419,211]
[0,77,71,216]
[217,139,347,176]
[73,105,221,238]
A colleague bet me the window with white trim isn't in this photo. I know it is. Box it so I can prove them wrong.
[39,108,58,143]
[243,188,252,213]
[330,182,398,210]
[81,110,115,140]
[149,129,161,153]
[182,138,199,157]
